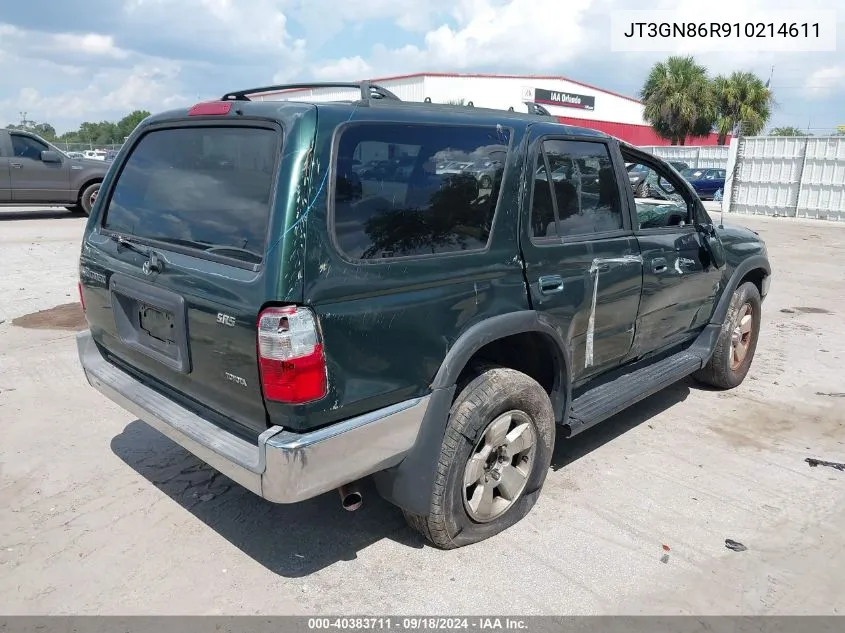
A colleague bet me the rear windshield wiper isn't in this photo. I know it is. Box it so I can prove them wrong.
[154,237,261,263]
[109,233,152,257]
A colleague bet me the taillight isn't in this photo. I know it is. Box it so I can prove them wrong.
[257,306,327,404]
[78,281,86,311]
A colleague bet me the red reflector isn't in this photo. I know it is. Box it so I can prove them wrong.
[188,101,232,116]
[258,344,327,404]
[78,281,86,311]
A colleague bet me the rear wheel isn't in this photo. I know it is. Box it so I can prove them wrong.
[403,366,555,549]
[693,281,762,389]
[78,182,101,216]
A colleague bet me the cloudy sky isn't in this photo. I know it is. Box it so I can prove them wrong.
[1,0,842,134]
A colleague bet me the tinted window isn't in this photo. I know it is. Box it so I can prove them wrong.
[332,123,510,260]
[531,140,623,238]
[11,134,48,160]
[102,126,279,264]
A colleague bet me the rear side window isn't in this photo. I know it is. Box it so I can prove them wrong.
[102,126,279,264]
[531,139,623,239]
[332,123,511,260]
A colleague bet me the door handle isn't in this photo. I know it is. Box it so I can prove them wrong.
[9,162,22,169]
[538,275,564,295]
[652,258,668,274]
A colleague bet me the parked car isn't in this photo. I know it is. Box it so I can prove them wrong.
[0,130,110,214]
[76,82,771,549]
[627,162,650,191]
[83,149,108,161]
[682,168,726,200]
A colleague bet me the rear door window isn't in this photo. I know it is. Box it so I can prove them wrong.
[102,126,280,264]
[332,123,511,260]
[531,139,624,239]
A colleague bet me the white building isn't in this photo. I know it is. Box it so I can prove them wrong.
[251,72,722,146]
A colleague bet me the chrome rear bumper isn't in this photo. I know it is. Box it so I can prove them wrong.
[77,330,429,503]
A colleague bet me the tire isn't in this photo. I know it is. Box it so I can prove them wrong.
[79,182,101,216]
[403,367,555,549]
[693,281,762,389]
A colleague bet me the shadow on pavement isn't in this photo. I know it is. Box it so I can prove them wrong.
[112,377,693,575]
[111,421,425,578]
[552,378,691,471]
[0,208,80,221]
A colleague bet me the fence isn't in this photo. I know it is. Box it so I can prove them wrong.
[54,142,123,153]
[725,136,845,222]
[638,145,730,170]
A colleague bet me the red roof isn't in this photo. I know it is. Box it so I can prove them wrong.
[556,116,728,147]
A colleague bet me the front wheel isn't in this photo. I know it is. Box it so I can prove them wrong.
[404,367,555,549]
[693,281,762,389]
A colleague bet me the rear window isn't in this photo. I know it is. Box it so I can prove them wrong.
[102,126,279,264]
[332,123,511,260]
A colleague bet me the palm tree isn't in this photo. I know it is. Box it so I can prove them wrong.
[641,56,715,145]
[713,72,773,144]
[769,126,810,137]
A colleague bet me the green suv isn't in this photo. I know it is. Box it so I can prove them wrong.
[76,82,771,549]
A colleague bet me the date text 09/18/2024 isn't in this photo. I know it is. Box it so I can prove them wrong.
[307,618,528,631]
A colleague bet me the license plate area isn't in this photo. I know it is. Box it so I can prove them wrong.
[109,273,191,373]
[139,304,175,343]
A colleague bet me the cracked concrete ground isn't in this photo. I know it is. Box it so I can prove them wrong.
[1,206,844,615]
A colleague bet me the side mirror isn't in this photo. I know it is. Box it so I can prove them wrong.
[41,150,61,163]
[697,223,726,269]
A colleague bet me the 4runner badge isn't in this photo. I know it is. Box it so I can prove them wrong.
[216,312,236,327]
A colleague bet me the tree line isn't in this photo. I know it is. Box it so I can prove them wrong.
[4,110,150,147]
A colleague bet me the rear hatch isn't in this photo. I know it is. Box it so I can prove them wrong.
[80,121,287,437]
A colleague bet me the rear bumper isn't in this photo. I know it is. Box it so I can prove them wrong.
[77,330,430,503]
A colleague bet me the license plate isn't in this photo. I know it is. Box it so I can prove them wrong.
[139,304,175,343]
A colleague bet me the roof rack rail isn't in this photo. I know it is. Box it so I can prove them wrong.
[422,96,553,118]
[220,82,402,102]
[526,103,553,117]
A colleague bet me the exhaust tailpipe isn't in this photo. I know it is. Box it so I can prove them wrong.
[338,482,363,511]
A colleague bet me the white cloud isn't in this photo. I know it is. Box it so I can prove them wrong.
[51,33,129,59]
[312,56,372,80]
[1,0,843,132]
[5,65,189,122]
[381,0,596,71]
[805,66,845,95]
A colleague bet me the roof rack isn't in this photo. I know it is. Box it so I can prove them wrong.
[421,96,552,118]
[220,82,402,102]
[526,103,553,117]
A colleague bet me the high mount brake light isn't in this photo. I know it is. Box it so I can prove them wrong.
[257,306,327,404]
[188,102,232,116]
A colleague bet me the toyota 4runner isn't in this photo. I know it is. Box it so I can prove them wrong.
[76,82,771,549]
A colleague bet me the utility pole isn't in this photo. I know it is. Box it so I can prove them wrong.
[18,111,35,129]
